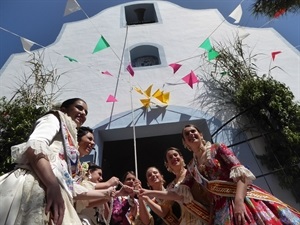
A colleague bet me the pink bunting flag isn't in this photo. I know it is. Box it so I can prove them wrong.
[101,71,113,76]
[271,51,282,61]
[169,63,182,74]
[106,95,117,102]
[126,64,134,76]
[182,71,199,88]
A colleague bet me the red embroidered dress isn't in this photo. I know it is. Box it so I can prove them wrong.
[187,142,300,225]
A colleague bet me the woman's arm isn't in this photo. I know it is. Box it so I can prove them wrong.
[141,195,170,218]
[139,189,183,202]
[137,197,152,225]
[24,114,64,225]
[217,144,252,224]
[74,187,115,200]
[94,176,119,189]
[234,180,248,224]
[26,149,64,225]
[86,199,109,208]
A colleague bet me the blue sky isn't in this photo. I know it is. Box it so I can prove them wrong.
[0,0,299,70]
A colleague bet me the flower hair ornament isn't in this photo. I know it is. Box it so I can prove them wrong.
[81,162,89,178]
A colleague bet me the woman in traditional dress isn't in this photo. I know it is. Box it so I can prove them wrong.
[181,124,300,225]
[137,166,181,225]
[76,162,118,225]
[0,98,88,225]
[76,126,136,225]
[0,98,115,225]
[111,171,139,225]
[139,147,208,225]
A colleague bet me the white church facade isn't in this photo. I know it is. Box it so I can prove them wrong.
[0,1,299,209]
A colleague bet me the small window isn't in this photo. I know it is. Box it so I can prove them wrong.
[125,3,158,25]
[130,45,161,68]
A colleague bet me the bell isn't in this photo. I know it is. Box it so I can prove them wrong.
[134,8,146,23]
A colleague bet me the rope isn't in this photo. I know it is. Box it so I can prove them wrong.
[130,86,138,179]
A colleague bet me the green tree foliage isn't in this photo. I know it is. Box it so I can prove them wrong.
[0,97,47,173]
[200,39,300,201]
[0,53,61,174]
[252,0,300,18]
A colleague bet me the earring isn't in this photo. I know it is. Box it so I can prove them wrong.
[88,174,92,180]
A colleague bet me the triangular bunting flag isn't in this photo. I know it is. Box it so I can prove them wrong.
[93,36,110,53]
[144,85,153,98]
[140,99,151,108]
[182,71,199,88]
[106,95,117,102]
[208,49,219,61]
[162,92,170,104]
[238,28,250,40]
[271,51,282,61]
[152,89,162,98]
[20,37,34,53]
[64,56,78,62]
[64,0,81,16]
[155,94,164,103]
[220,71,228,77]
[127,64,134,76]
[274,9,286,18]
[134,87,144,95]
[229,4,243,24]
[169,63,182,74]
[199,38,212,51]
[155,92,170,104]
[101,71,113,76]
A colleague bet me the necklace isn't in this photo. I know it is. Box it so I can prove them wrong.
[174,168,186,185]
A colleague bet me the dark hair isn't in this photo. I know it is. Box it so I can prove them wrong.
[181,124,202,139]
[88,162,102,173]
[60,98,86,109]
[122,171,136,182]
[77,126,93,141]
[164,146,183,163]
[145,166,166,189]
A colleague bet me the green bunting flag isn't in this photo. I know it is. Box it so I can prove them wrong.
[64,55,78,62]
[93,35,110,53]
[208,49,219,61]
[220,71,227,76]
[199,38,212,51]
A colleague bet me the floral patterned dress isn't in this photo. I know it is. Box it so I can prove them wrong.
[187,142,300,225]
[111,196,137,225]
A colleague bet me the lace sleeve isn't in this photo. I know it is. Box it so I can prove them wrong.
[217,143,256,183]
[11,113,60,163]
[74,182,90,213]
[172,184,193,204]
[230,165,256,184]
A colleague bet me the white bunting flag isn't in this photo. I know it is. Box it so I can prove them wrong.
[20,37,34,53]
[238,28,250,40]
[229,4,243,24]
[64,0,81,16]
